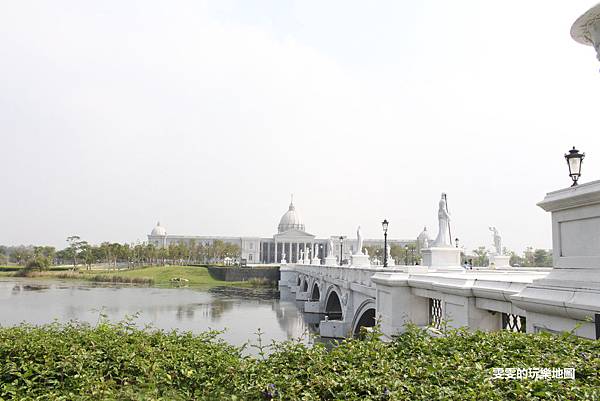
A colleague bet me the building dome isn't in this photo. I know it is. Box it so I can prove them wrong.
[278,198,305,233]
[417,226,430,241]
[151,221,167,236]
[417,226,430,249]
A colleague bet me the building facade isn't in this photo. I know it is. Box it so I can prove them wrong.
[147,198,416,264]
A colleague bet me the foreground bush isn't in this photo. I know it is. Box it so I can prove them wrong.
[0,322,598,400]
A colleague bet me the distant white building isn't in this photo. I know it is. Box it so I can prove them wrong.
[147,197,416,264]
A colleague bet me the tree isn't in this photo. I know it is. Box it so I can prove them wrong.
[533,249,553,267]
[523,247,535,267]
[33,246,55,266]
[508,250,524,267]
[79,243,95,270]
[25,255,51,272]
[66,236,86,269]
[11,247,33,266]
[472,246,489,267]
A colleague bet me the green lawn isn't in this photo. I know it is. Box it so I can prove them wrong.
[79,265,244,287]
[0,265,259,287]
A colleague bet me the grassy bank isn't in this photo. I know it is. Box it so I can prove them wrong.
[5,265,265,287]
[0,322,598,400]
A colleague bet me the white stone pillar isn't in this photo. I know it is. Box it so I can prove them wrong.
[274,241,277,263]
[295,243,299,263]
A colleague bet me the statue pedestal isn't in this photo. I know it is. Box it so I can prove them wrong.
[351,253,371,268]
[324,256,338,266]
[489,254,510,268]
[512,180,600,339]
[311,258,321,266]
[421,247,461,269]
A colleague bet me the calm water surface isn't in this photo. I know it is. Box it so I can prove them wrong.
[0,278,318,349]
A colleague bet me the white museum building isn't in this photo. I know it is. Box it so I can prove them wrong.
[147,198,415,264]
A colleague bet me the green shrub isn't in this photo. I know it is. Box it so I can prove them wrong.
[24,256,51,272]
[0,323,597,400]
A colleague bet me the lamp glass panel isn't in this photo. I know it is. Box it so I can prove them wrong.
[568,157,581,176]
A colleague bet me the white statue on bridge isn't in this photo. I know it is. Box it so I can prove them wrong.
[432,193,451,247]
[281,252,286,264]
[385,243,395,266]
[489,226,502,255]
[328,238,334,257]
[356,226,364,255]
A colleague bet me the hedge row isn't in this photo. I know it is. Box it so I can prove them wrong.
[0,321,598,400]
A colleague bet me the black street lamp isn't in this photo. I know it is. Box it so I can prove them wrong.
[404,244,409,266]
[455,237,459,248]
[339,236,344,266]
[382,219,389,267]
[565,147,585,187]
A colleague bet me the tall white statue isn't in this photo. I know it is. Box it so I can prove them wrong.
[433,193,451,247]
[299,250,304,263]
[328,238,334,257]
[314,244,319,259]
[306,247,311,261]
[356,226,364,255]
[386,244,392,261]
[281,252,286,263]
[489,226,502,255]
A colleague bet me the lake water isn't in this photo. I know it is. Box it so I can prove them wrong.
[0,278,320,351]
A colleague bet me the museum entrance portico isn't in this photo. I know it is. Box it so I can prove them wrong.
[271,229,317,264]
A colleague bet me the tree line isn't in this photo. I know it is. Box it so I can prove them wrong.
[0,237,241,270]
[468,246,553,267]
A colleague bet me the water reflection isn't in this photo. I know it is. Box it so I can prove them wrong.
[0,278,318,351]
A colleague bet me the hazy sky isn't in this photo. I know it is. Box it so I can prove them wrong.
[1,1,599,252]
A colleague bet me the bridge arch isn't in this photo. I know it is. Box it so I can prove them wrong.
[310,282,321,301]
[302,278,309,292]
[296,275,301,286]
[324,286,343,320]
[352,300,377,337]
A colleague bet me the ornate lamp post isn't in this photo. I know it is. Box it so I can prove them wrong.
[339,236,344,266]
[564,147,585,187]
[404,244,409,266]
[382,219,389,267]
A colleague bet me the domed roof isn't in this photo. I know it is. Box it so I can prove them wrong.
[151,221,167,236]
[418,226,430,240]
[278,197,305,233]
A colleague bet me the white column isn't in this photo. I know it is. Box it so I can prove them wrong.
[295,242,299,263]
[274,241,278,263]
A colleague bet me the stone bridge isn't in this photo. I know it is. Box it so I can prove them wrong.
[279,263,557,339]
[279,180,600,341]
[280,264,398,338]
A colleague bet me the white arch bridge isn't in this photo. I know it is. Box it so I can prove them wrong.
[276,262,598,339]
